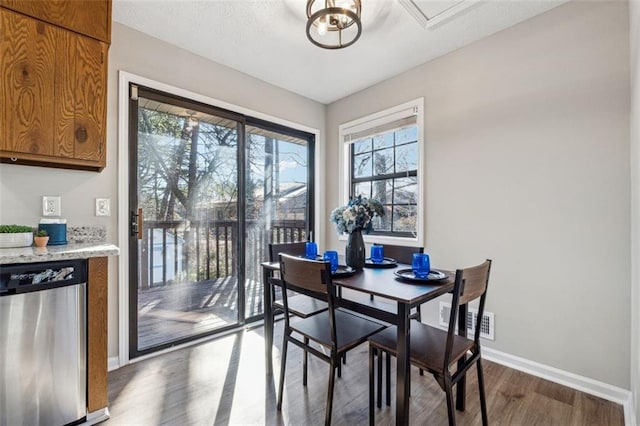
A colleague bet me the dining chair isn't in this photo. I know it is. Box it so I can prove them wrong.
[276,253,387,426]
[268,242,327,318]
[378,244,424,320]
[367,259,492,426]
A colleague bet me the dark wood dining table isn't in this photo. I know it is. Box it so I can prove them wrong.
[260,260,464,425]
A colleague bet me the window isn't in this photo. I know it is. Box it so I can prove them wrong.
[339,99,423,244]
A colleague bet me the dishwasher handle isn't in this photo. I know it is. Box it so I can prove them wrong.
[0,259,87,295]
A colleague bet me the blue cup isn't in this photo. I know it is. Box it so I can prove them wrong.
[305,241,318,260]
[323,250,339,273]
[412,253,430,279]
[370,245,384,264]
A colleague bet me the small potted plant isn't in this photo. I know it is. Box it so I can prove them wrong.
[34,229,49,248]
[0,225,34,248]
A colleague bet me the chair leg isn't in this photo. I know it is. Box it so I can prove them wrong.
[444,376,456,426]
[343,353,347,364]
[277,335,289,411]
[338,358,342,378]
[303,337,309,386]
[477,359,488,426]
[369,347,375,426]
[326,356,337,426]
[385,352,391,406]
[376,349,382,408]
[416,306,424,377]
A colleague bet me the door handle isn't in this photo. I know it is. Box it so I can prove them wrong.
[131,208,143,239]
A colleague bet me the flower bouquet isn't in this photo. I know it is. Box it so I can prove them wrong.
[330,195,384,269]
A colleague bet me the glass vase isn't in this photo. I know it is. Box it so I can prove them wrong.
[345,229,365,270]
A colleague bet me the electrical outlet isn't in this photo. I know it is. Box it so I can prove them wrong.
[42,196,61,216]
[96,198,110,216]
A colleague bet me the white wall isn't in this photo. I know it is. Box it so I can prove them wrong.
[326,1,630,388]
[0,22,326,359]
[630,0,640,420]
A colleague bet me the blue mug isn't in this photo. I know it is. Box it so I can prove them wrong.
[305,242,318,260]
[412,253,430,279]
[323,250,339,273]
[370,245,384,264]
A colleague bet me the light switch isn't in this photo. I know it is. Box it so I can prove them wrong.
[42,196,61,216]
[96,198,110,217]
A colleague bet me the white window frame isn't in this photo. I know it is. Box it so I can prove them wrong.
[338,98,424,246]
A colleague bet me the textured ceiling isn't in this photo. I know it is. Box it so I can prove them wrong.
[113,0,568,104]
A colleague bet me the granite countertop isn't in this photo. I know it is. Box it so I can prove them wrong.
[0,242,119,264]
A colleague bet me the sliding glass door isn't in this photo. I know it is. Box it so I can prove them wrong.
[244,120,314,320]
[128,84,314,357]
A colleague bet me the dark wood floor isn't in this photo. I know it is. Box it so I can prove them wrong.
[107,320,624,425]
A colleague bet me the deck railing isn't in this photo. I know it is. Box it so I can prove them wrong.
[139,219,307,289]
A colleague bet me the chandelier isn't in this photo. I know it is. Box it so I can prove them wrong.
[306,0,362,50]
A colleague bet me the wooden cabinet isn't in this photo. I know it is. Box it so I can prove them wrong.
[0,0,111,42]
[0,2,109,171]
[87,257,109,413]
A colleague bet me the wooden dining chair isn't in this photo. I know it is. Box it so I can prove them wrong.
[268,242,327,318]
[367,259,492,426]
[276,253,387,426]
[381,244,423,265]
[378,244,424,320]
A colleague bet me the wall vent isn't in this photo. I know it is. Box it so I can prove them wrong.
[438,301,495,341]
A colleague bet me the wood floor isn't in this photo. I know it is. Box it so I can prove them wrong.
[107,320,624,425]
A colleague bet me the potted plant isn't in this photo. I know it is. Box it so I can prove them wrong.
[34,229,49,248]
[0,225,35,248]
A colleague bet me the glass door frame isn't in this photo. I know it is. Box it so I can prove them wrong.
[243,117,315,323]
[128,84,247,358]
[127,83,315,358]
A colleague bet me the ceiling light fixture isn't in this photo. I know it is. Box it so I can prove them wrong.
[306,0,362,50]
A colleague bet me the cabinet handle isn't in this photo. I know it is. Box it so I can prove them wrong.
[75,127,88,143]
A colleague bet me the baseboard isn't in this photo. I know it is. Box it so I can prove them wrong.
[483,347,634,425]
[84,407,109,425]
[108,356,120,372]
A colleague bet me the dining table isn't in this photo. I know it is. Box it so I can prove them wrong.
[260,259,467,425]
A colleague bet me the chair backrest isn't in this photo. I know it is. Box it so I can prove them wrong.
[457,261,491,306]
[279,253,333,297]
[268,241,307,262]
[383,244,423,265]
[443,259,492,367]
[278,253,338,348]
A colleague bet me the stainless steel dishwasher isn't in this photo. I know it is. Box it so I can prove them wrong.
[0,259,87,426]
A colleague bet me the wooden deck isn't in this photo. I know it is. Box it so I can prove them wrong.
[137,276,270,350]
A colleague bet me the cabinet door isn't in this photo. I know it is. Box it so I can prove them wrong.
[73,36,107,165]
[0,0,111,43]
[0,9,65,157]
[1,9,107,169]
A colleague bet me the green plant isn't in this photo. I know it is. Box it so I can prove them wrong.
[36,229,48,237]
[0,225,34,233]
